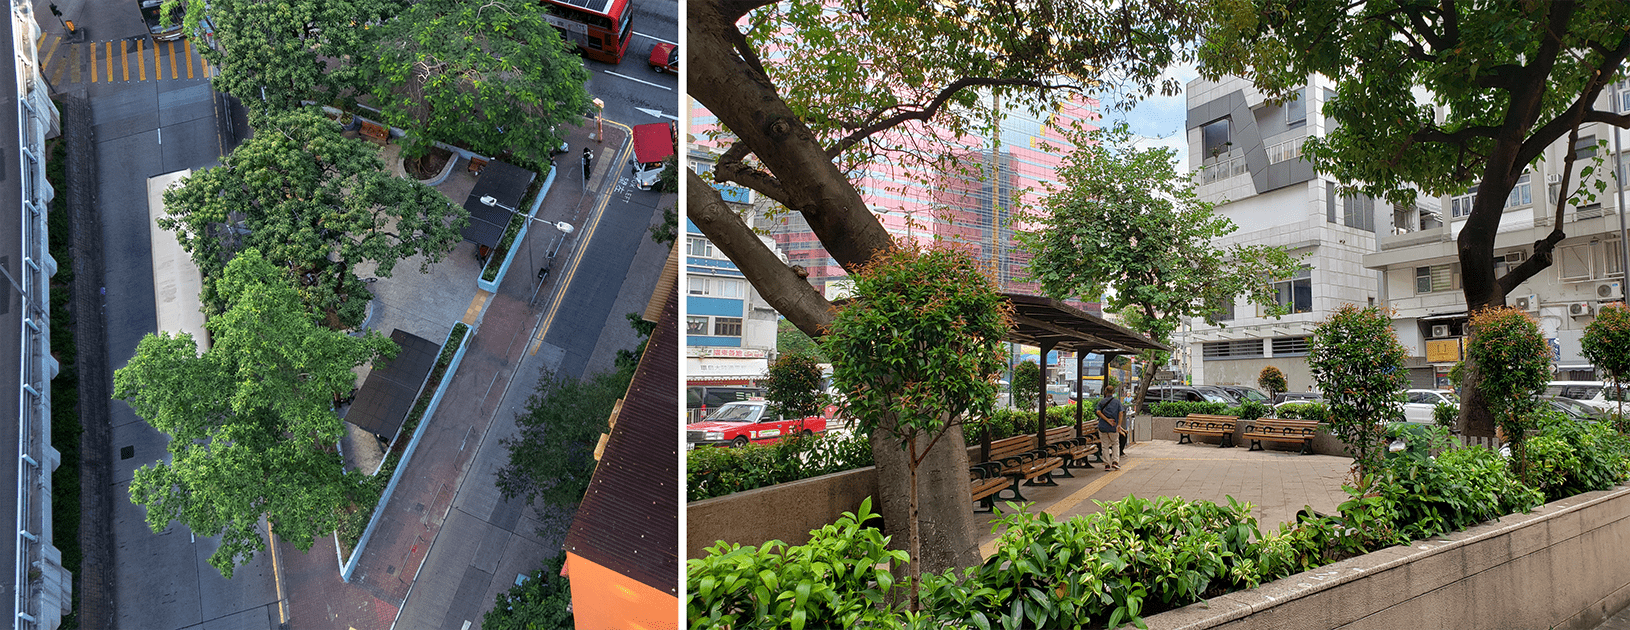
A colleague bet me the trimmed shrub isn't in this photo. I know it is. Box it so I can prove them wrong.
[1257,366,1287,399]
[686,430,874,502]
[1275,402,1329,423]
[1524,409,1630,501]
[1309,304,1409,475]
[1148,401,1229,417]
[1466,306,1551,481]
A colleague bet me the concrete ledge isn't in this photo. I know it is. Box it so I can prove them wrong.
[686,466,877,560]
[1145,484,1630,630]
[475,165,555,293]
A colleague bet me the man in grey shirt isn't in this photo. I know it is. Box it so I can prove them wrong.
[1095,383,1124,470]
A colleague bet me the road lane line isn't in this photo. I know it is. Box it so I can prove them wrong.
[184,40,194,79]
[136,39,145,81]
[68,44,79,84]
[633,31,676,45]
[200,51,209,76]
[529,119,635,356]
[106,42,112,82]
[41,35,59,68]
[50,50,65,85]
[602,70,672,91]
[168,41,178,80]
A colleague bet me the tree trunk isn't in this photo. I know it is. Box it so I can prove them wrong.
[906,434,921,612]
[868,416,981,576]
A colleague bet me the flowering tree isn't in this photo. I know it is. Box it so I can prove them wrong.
[1308,304,1408,475]
[1258,366,1287,400]
[1582,303,1630,422]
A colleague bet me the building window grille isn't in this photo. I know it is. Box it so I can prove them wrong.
[1451,187,1477,219]
[712,317,742,337]
[1202,339,1264,360]
[688,276,744,297]
[686,316,708,336]
[1268,136,1306,164]
[1415,263,1459,293]
[1272,336,1311,356]
[1505,173,1532,209]
[686,237,717,258]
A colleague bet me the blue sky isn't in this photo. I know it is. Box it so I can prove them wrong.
[1101,63,1199,173]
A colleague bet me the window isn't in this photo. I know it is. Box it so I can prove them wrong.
[1203,340,1264,360]
[1415,264,1458,294]
[713,317,742,337]
[1284,87,1307,125]
[1617,152,1629,189]
[1268,136,1305,164]
[687,237,717,258]
[1273,268,1313,314]
[1211,297,1235,322]
[689,276,745,297]
[1272,336,1310,356]
[686,316,709,336]
[1560,245,1591,281]
[1505,173,1532,209]
[1202,119,1230,159]
[1608,240,1624,277]
[1450,186,1477,219]
[1575,135,1598,160]
[1343,193,1376,232]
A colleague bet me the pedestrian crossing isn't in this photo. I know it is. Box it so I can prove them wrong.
[36,34,212,86]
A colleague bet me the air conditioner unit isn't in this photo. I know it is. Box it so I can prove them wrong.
[1546,173,1562,184]
[1570,302,1595,317]
[1513,295,1538,312]
[1430,324,1450,338]
[1598,281,1624,300]
[1504,250,1525,263]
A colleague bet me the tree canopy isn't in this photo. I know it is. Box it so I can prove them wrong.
[159,107,467,327]
[495,367,632,537]
[481,555,572,630]
[367,0,592,163]
[1019,125,1303,408]
[114,249,398,578]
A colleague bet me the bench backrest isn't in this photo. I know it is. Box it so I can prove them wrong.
[1186,414,1238,425]
[989,434,1044,459]
[1255,418,1320,429]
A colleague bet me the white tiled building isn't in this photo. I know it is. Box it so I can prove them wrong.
[1181,75,1385,392]
[1363,82,1630,385]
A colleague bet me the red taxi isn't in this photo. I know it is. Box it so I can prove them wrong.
[685,400,827,449]
[649,42,678,73]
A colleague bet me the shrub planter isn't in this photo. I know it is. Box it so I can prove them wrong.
[475,165,556,293]
[1145,484,1630,630]
[687,465,878,560]
[335,323,472,580]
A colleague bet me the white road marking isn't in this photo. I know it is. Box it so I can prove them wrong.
[636,107,677,121]
[633,31,676,46]
[602,70,673,91]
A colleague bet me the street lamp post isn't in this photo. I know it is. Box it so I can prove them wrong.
[479,195,575,305]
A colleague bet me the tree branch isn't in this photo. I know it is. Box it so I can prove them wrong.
[1501,125,1583,294]
[826,76,1077,160]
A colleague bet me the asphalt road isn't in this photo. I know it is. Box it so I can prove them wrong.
[589,0,680,127]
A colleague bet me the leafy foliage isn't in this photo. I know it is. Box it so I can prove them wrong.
[765,353,825,420]
[483,554,573,630]
[159,107,467,328]
[1148,401,1229,418]
[1274,402,1328,423]
[776,318,828,363]
[1524,410,1630,501]
[686,498,910,629]
[963,405,1096,445]
[1582,302,1630,417]
[368,0,591,163]
[1019,124,1302,412]
[1010,361,1043,410]
[1467,307,1552,479]
[495,367,632,534]
[1257,366,1287,398]
[686,432,874,502]
[114,249,398,577]
[1433,402,1460,430]
[1308,305,1409,475]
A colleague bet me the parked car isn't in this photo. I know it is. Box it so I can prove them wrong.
[1140,385,1235,412]
[1543,381,1627,413]
[630,122,676,190]
[1540,395,1608,422]
[1274,391,1323,405]
[649,42,678,73]
[685,386,764,422]
[685,400,827,449]
[1192,385,1242,404]
[1403,389,1458,423]
[1214,385,1271,404]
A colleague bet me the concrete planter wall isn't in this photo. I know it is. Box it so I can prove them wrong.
[336,324,473,581]
[475,165,556,293]
[1146,483,1630,630]
[687,466,878,560]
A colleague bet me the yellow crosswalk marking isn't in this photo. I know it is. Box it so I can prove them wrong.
[35,35,44,54]
[167,41,178,80]
[50,49,65,85]
[184,41,195,79]
[152,41,163,80]
[105,42,112,82]
[136,39,145,81]
[42,36,60,69]
[200,52,209,76]
[68,44,79,84]
[90,41,97,83]
[121,40,129,82]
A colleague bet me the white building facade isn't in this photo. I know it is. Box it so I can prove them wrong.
[683,148,782,386]
[1182,75,1384,392]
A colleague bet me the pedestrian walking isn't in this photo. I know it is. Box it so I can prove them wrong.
[1096,382,1125,470]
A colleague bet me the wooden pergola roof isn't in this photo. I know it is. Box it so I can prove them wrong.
[1001,293,1168,355]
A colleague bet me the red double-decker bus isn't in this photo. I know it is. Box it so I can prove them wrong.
[540,0,633,64]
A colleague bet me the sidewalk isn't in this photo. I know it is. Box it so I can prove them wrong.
[278,118,633,630]
[976,439,1354,556]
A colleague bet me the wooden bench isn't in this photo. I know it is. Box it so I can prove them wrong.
[467,156,489,174]
[1174,414,1238,448]
[359,120,389,145]
[969,467,1010,513]
[1044,425,1101,475]
[1243,418,1320,455]
[971,434,1063,510]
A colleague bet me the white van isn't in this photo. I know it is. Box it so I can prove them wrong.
[1544,381,1629,413]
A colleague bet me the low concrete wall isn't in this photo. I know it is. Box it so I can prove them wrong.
[1147,483,1630,630]
[687,466,878,560]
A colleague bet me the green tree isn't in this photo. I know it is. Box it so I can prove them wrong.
[764,352,825,420]
[1199,1,1630,436]
[615,311,657,373]
[1582,302,1630,420]
[368,0,592,163]
[823,245,1009,608]
[159,107,467,328]
[482,554,572,630]
[1467,306,1552,481]
[114,249,398,578]
[1010,360,1042,409]
[1308,304,1409,476]
[495,367,633,536]
[689,0,1208,574]
[1020,124,1303,413]
[776,318,828,363]
[649,204,678,248]
[169,0,400,110]
[1258,366,1287,400]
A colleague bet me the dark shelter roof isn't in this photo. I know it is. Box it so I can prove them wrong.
[1001,293,1168,355]
[460,160,536,248]
[563,280,679,594]
[345,329,439,439]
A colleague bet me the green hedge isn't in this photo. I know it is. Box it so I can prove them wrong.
[687,430,873,502]
[1275,402,1329,422]
[963,403,1101,444]
[1147,400,1272,420]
